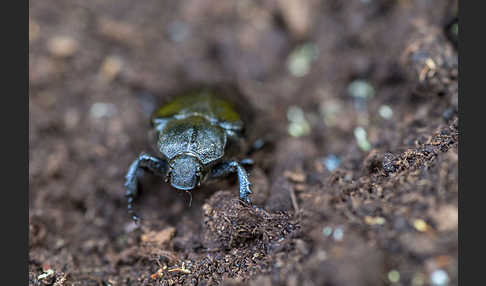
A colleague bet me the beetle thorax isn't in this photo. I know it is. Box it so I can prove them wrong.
[157,116,227,165]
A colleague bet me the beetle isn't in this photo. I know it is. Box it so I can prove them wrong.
[124,88,257,222]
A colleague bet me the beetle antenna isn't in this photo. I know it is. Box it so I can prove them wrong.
[186,191,193,207]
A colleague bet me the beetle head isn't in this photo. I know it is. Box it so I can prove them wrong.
[168,154,202,191]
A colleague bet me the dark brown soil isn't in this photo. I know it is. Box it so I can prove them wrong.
[29,0,458,285]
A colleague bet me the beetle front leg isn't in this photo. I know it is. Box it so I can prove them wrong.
[124,152,168,222]
[247,138,265,156]
[210,161,252,203]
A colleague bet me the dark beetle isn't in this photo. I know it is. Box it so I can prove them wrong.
[124,88,256,222]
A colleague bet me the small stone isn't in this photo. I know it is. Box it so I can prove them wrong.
[287,106,311,137]
[322,226,333,237]
[141,227,176,246]
[99,56,123,82]
[431,205,458,231]
[323,154,340,171]
[348,80,375,99]
[412,272,426,286]
[413,219,429,232]
[47,36,78,58]
[332,227,344,241]
[430,269,449,286]
[388,270,400,283]
[90,102,117,119]
[37,269,54,281]
[379,105,393,119]
[354,127,371,151]
[316,250,327,261]
[277,0,314,38]
[365,216,386,225]
[287,43,318,77]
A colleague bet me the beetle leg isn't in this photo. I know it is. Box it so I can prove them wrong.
[210,161,252,203]
[124,152,168,222]
[246,138,265,156]
[240,158,254,166]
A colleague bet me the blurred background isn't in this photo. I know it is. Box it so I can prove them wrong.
[29,0,458,285]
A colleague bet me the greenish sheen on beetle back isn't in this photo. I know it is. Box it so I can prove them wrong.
[151,90,243,131]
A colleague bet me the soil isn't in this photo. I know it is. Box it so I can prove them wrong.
[29,0,458,285]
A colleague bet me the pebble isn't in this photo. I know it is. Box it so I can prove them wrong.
[37,269,54,281]
[348,80,375,99]
[364,216,386,225]
[316,250,327,261]
[412,272,426,286]
[431,205,458,231]
[413,219,429,232]
[430,269,449,286]
[287,43,318,77]
[141,227,176,246]
[99,56,123,82]
[388,270,400,283]
[354,127,371,151]
[323,154,340,171]
[322,226,333,237]
[90,102,118,119]
[332,227,344,241]
[47,36,78,58]
[287,106,311,137]
[277,0,313,38]
[379,105,393,119]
